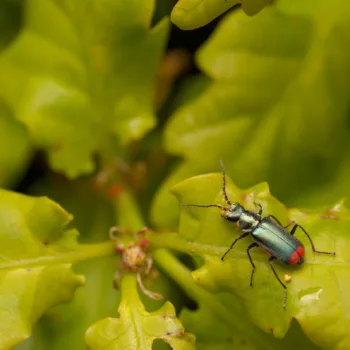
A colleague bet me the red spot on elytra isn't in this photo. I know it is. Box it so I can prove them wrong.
[289,245,304,264]
[296,245,305,257]
[289,252,300,264]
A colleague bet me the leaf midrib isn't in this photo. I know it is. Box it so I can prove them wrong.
[0,241,113,270]
[148,233,348,266]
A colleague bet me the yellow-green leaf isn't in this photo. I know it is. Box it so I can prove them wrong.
[0,0,169,178]
[152,1,350,228]
[85,273,195,350]
[171,173,350,349]
[171,0,271,30]
[0,189,86,349]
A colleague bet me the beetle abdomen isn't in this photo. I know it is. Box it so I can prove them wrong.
[252,218,304,265]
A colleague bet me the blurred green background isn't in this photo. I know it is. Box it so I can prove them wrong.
[0,0,349,348]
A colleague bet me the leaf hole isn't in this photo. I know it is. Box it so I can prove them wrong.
[152,339,172,349]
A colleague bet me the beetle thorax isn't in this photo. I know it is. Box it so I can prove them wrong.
[224,203,245,222]
[237,211,260,232]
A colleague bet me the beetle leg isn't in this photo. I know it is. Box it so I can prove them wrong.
[254,203,263,216]
[266,215,283,226]
[252,189,263,215]
[268,256,287,310]
[283,221,295,229]
[290,224,336,256]
[246,242,259,287]
[221,232,250,261]
[267,215,295,229]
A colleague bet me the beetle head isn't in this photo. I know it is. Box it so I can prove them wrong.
[223,203,245,222]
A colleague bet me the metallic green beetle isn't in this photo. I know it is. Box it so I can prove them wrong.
[182,161,336,308]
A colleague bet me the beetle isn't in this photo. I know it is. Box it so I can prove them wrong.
[181,160,336,308]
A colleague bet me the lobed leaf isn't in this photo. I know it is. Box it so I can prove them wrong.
[0,0,169,178]
[85,273,195,350]
[15,180,184,350]
[171,0,271,30]
[151,249,319,350]
[180,294,320,350]
[171,173,350,349]
[13,179,119,350]
[0,189,86,349]
[152,0,350,228]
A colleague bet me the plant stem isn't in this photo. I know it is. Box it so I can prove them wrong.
[120,273,143,308]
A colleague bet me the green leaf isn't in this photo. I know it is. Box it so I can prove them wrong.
[157,249,271,350]
[85,273,195,350]
[0,189,87,349]
[0,102,32,188]
[170,173,350,349]
[152,2,350,227]
[15,180,184,350]
[152,249,319,350]
[180,294,320,350]
[13,179,119,350]
[0,0,169,178]
[181,297,259,350]
[171,0,271,30]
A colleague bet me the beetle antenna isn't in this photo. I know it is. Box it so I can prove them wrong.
[219,160,232,205]
[181,203,225,210]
